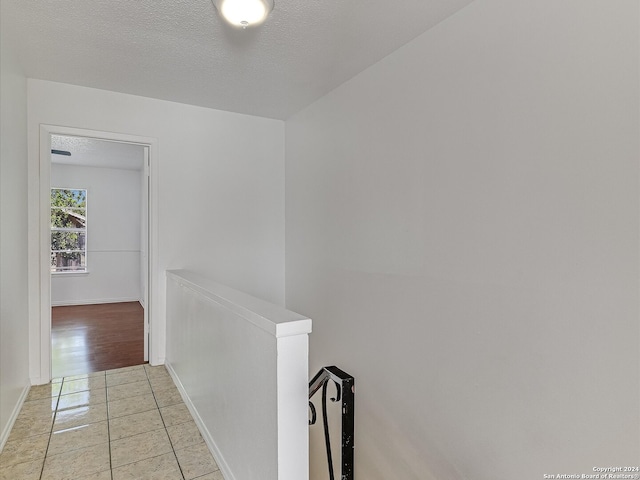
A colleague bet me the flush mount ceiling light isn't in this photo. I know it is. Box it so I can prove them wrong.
[211,0,274,29]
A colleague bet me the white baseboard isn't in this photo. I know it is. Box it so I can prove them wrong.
[165,362,235,480]
[51,297,140,307]
[0,383,30,453]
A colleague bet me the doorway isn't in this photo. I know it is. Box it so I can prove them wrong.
[49,135,148,377]
[37,126,158,382]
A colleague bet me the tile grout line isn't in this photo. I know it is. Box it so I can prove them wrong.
[145,365,187,480]
[104,372,115,480]
[46,372,112,478]
[38,377,63,480]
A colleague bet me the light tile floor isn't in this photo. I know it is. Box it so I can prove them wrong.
[0,364,224,480]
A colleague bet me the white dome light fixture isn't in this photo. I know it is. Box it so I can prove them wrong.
[212,0,274,29]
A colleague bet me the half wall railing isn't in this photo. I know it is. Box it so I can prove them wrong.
[166,270,312,480]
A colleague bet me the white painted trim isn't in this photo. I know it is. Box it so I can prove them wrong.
[51,297,141,307]
[166,270,312,338]
[50,271,90,277]
[147,140,160,366]
[35,125,160,383]
[38,130,52,384]
[165,362,236,480]
[0,384,30,453]
[142,146,149,363]
[276,335,309,479]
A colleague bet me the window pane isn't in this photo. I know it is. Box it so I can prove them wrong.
[51,208,86,228]
[51,231,86,252]
[51,251,86,272]
[51,189,86,208]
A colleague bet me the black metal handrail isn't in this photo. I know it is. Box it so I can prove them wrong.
[309,366,355,480]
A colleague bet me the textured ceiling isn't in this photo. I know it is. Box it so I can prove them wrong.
[2,0,474,119]
[51,136,144,171]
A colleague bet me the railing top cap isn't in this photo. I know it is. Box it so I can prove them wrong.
[166,269,312,338]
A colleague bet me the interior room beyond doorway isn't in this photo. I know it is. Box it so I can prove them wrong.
[51,302,144,377]
[49,135,149,378]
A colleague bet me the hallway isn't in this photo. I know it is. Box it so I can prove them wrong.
[0,364,222,480]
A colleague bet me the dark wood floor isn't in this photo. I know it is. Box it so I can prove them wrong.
[51,301,145,378]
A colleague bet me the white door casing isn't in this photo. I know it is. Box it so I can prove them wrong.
[33,125,159,384]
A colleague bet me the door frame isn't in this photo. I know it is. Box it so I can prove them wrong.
[37,125,159,382]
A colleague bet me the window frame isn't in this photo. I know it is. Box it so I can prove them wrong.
[50,187,88,274]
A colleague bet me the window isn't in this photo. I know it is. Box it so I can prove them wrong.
[51,188,87,273]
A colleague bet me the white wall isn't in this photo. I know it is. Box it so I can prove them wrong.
[28,79,285,378]
[285,1,640,479]
[0,8,30,447]
[51,163,142,305]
